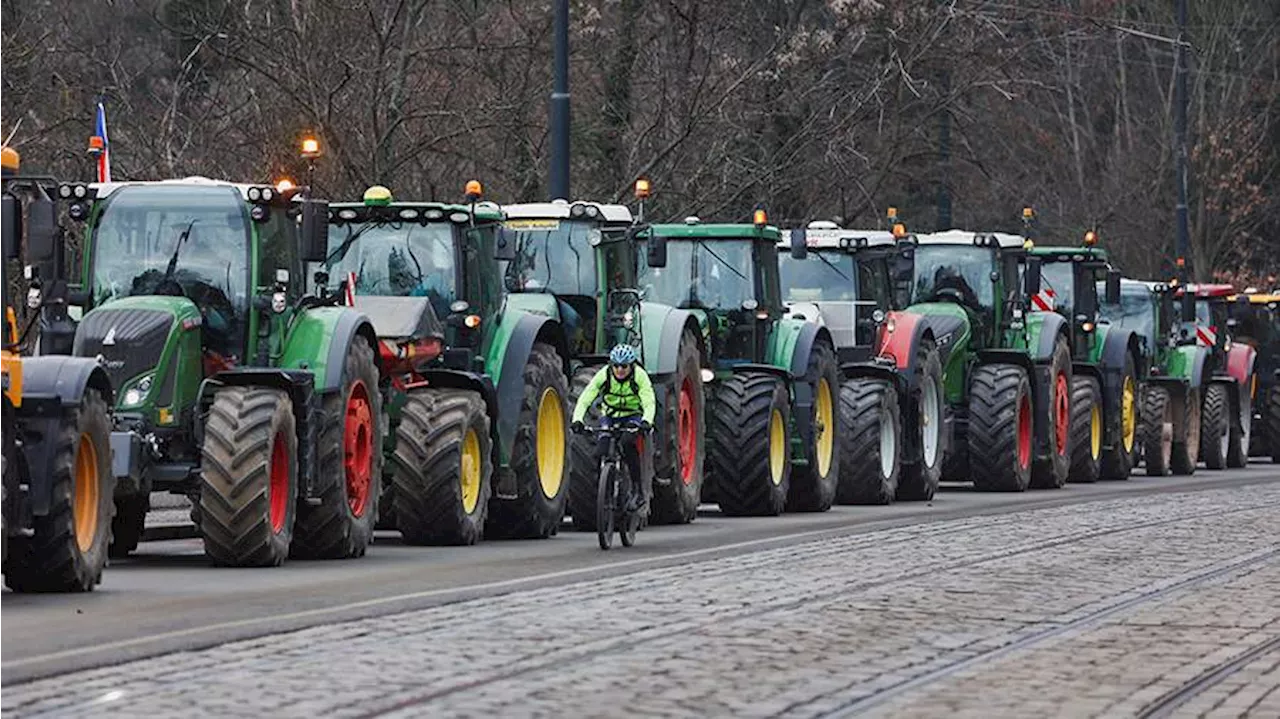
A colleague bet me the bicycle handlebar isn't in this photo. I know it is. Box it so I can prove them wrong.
[575,424,648,438]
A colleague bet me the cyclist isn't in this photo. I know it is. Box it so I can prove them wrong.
[571,344,656,513]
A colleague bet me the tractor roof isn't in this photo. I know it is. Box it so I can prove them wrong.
[502,200,632,225]
[914,229,1027,249]
[1181,283,1237,299]
[646,220,781,241]
[1233,291,1280,304]
[1027,245,1110,262]
[777,225,896,251]
[71,177,286,202]
[328,200,504,222]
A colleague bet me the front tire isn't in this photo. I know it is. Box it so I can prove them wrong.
[292,338,383,559]
[199,386,297,567]
[1068,375,1103,484]
[709,373,791,516]
[108,493,149,558]
[487,342,570,539]
[391,389,493,546]
[1227,373,1254,468]
[898,340,944,501]
[596,463,615,550]
[1100,355,1139,479]
[3,389,114,592]
[969,364,1033,492]
[1200,383,1229,470]
[1268,386,1280,464]
[567,366,604,532]
[1031,337,1072,489]
[836,378,900,505]
[788,342,839,512]
[1142,385,1173,476]
[1171,386,1202,475]
[650,329,706,525]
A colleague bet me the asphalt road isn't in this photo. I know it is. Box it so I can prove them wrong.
[4,467,1280,687]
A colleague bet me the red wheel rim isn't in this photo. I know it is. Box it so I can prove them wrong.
[344,380,374,517]
[1017,393,1032,469]
[269,432,289,533]
[677,377,698,485]
[1053,371,1069,456]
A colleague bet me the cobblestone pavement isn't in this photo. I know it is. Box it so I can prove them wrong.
[5,485,1279,718]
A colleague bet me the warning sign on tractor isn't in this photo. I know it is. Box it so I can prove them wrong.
[503,219,561,230]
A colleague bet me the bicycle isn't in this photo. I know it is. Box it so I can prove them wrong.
[575,423,647,550]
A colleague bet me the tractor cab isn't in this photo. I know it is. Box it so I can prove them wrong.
[778,221,896,361]
[1179,284,1237,364]
[1020,228,1123,362]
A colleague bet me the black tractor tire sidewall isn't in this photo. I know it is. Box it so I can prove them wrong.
[1068,375,1103,484]
[836,378,901,505]
[1100,352,1139,479]
[108,493,149,558]
[708,373,791,516]
[567,365,604,531]
[969,364,1033,492]
[1032,337,1072,489]
[1142,384,1173,476]
[1171,386,1201,475]
[1227,372,1254,468]
[1268,386,1280,464]
[1200,382,1230,470]
[650,330,706,525]
[788,341,840,512]
[898,340,944,501]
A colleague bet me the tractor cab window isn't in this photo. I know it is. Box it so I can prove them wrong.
[640,238,756,311]
[325,221,457,321]
[461,224,501,316]
[503,220,598,296]
[1195,298,1227,328]
[1101,286,1156,345]
[910,245,995,311]
[257,208,300,299]
[90,184,251,357]
[1039,261,1074,314]
[779,250,858,302]
[859,257,892,309]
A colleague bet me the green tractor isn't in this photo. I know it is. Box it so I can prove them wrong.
[57,177,384,566]
[1180,283,1257,469]
[1099,280,1209,475]
[2,147,116,591]
[499,197,705,527]
[880,229,1072,491]
[635,210,839,515]
[323,183,571,543]
[1021,223,1136,483]
[778,221,946,504]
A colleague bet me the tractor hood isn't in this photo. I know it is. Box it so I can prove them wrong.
[354,296,443,341]
[502,292,563,322]
[903,302,971,357]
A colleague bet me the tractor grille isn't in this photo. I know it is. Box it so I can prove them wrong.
[73,308,173,390]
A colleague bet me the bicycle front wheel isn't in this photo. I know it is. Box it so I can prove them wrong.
[596,463,615,550]
[619,465,637,547]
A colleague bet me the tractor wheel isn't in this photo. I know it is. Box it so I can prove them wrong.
[200,386,297,567]
[651,330,706,525]
[108,493,149,558]
[1200,383,1230,470]
[1068,376,1102,484]
[567,366,604,531]
[1171,386,1202,475]
[788,341,839,512]
[709,372,791,516]
[391,388,492,545]
[969,364,1033,492]
[1031,337,1072,489]
[487,342,570,539]
[1269,386,1280,464]
[292,338,383,559]
[375,480,396,531]
[3,389,114,592]
[1142,385,1173,476]
[1227,372,1255,468]
[836,378,900,505]
[1100,354,1139,479]
[898,340,944,501]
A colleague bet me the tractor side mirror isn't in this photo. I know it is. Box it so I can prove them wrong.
[1024,257,1042,298]
[26,195,58,275]
[1,194,18,261]
[299,199,329,263]
[493,227,517,261]
[1181,290,1196,322]
[646,234,667,268]
[1105,269,1122,305]
[789,229,807,260]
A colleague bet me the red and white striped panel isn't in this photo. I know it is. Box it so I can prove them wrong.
[1030,287,1056,312]
[1196,324,1217,347]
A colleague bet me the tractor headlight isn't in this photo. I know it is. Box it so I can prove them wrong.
[122,373,155,407]
[700,368,715,383]
[123,388,142,407]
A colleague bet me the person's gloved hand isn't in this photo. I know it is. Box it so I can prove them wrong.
[571,420,585,434]
[639,420,652,433]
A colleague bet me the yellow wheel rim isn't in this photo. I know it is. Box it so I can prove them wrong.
[535,388,565,498]
[1090,404,1102,460]
[73,433,100,553]
[1121,376,1137,452]
[1251,373,1258,400]
[460,428,482,514]
[769,408,786,486]
[814,378,834,478]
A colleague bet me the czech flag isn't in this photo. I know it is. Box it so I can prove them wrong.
[89,101,112,183]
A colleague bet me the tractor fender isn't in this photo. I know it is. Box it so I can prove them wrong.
[493,312,568,461]
[14,355,115,518]
[975,348,1036,377]
[1226,342,1257,403]
[880,311,961,370]
[840,361,907,395]
[280,306,379,393]
[784,324,836,455]
[649,308,703,377]
[417,369,499,435]
[1028,311,1070,362]
[1096,328,1140,439]
[785,323,836,381]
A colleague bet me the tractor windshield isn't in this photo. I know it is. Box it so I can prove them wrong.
[325,222,457,320]
[779,250,857,301]
[1100,285,1156,344]
[1039,261,1074,314]
[90,184,251,350]
[503,220,600,295]
[640,239,756,310]
[910,245,995,310]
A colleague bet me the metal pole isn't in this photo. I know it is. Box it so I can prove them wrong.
[549,0,571,201]
[936,69,953,231]
[1174,0,1190,280]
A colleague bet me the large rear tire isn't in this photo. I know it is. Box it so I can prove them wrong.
[391,388,493,545]
[650,330,706,525]
[1268,386,1280,464]
[199,386,296,567]
[836,378,900,505]
[788,342,839,512]
[567,366,604,532]
[1200,382,1229,470]
[292,338,383,559]
[709,373,791,516]
[487,342,570,539]
[1031,337,1072,489]
[969,364,1033,492]
[1100,354,1139,480]
[1142,385,1173,476]
[898,340,944,501]
[1227,372,1254,468]
[1068,375,1103,484]
[3,389,114,592]
[1171,386,1201,475]
[108,493,148,558]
